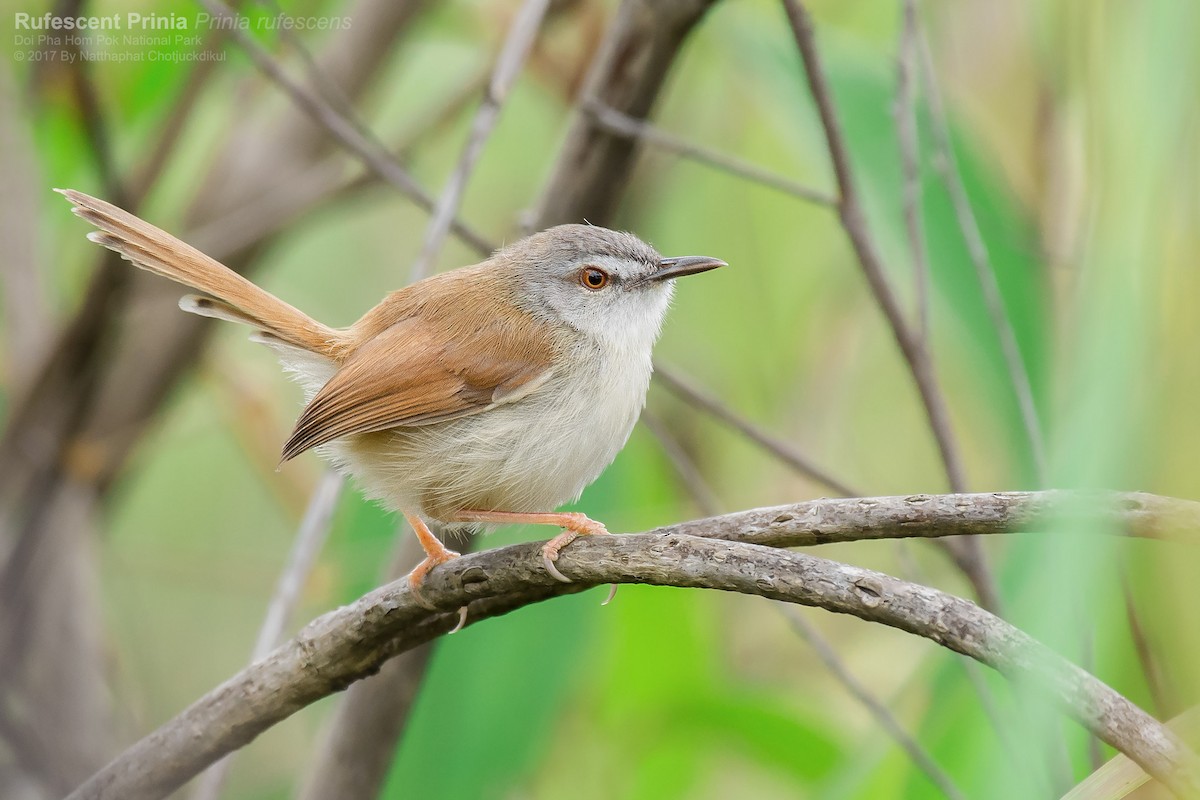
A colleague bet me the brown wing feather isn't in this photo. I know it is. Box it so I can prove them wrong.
[280,276,556,461]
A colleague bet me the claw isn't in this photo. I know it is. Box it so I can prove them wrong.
[449,509,611,586]
[542,531,578,583]
[448,605,469,634]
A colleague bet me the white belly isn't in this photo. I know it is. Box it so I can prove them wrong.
[326,345,653,528]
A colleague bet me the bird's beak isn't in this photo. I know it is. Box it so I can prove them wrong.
[645,255,727,283]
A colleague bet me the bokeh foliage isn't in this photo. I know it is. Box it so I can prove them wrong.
[3,0,1200,797]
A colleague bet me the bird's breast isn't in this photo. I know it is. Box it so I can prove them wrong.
[332,342,654,522]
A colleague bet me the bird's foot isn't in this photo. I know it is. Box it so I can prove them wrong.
[407,548,461,610]
[450,509,617,601]
[404,512,461,610]
[540,514,609,583]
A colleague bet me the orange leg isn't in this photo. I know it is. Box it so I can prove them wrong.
[452,510,609,584]
[404,512,461,610]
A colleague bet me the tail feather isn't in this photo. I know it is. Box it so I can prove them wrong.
[58,189,348,358]
[178,294,264,327]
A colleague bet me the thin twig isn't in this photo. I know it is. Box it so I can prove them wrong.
[914,24,1046,484]
[884,528,1031,786]
[190,470,344,800]
[1062,707,1200,800]
[531,0,721,228]
[0,68,50,382]
[640,409,723,516]
[63,506,1200,800]
[645,412,961,798]
[411,0,550,280]
[894,0,931,343]
[187,68,492,261]
[196,0,492,257]
[781,0,962,493]
[1121,565,1172,716]
[781,0,998,611]
[256,0,362,125]
[65,47,126,206]
[585,101,835,207]
[297,526,436,800]
[128,13,236,200]
[667,491,1200,548]
[654,363,859,497]
[780,605,966,800]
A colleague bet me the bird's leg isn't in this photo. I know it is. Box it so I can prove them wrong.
[404,512,461,610]
[451,510,609,584]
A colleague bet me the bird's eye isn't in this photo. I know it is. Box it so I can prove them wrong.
[579,267,610,290]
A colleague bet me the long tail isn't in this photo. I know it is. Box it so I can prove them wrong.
[57,189,348,358]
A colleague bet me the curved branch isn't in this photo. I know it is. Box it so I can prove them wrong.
[66,492,1200,800]
[667,491,1200,547]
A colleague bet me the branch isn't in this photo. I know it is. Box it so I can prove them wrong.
[781,0,996,609]
[532,0,721,228]
[781,0,963,494]
[654,363,859,497]
[0,67,51,384]
[189,469,344,800]
[640,409,723,516]
[296,530,439,800]
[670,491,1200,547]
[780,606,966,800]
[410,0,550,279]
[584,101,835,206]
[644,408,963,796]
[894,0,930,344]
[197,0,492,255]
[64,498,1200,800]
[915,24,1047,483]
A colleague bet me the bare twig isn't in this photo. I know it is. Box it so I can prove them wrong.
[914,24,1046,483]
[256,0,361,125]
[640,409,723,516]
[672,491,1200,548]
[781,0,997,611]
[887,530,1033,784]
[2,6,432,793]
[254,472,345,656]
[189,470,344,800]
[63,501,1200,800]
[0,42,129,795]
[0,65,51,382]
[187,69,491,260]
[128,13,236,200]
[196,0,492,256]
[1063,706,1200,800]
[654,363,859,497]
[1121,566,1173,717]
[585,101,835,207]
[780,606,966,800]
[411,0,550,279]
[297,529,436,800]
[781,0,962,493]
[646,415,960,798]
[532,0,721,228]
[894,0,930,343]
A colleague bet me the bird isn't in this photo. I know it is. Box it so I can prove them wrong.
[58,189,725,606]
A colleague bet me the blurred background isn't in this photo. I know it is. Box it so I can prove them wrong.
[1,0,1199,797]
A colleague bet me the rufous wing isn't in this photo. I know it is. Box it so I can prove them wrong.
[280,310,556,461]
